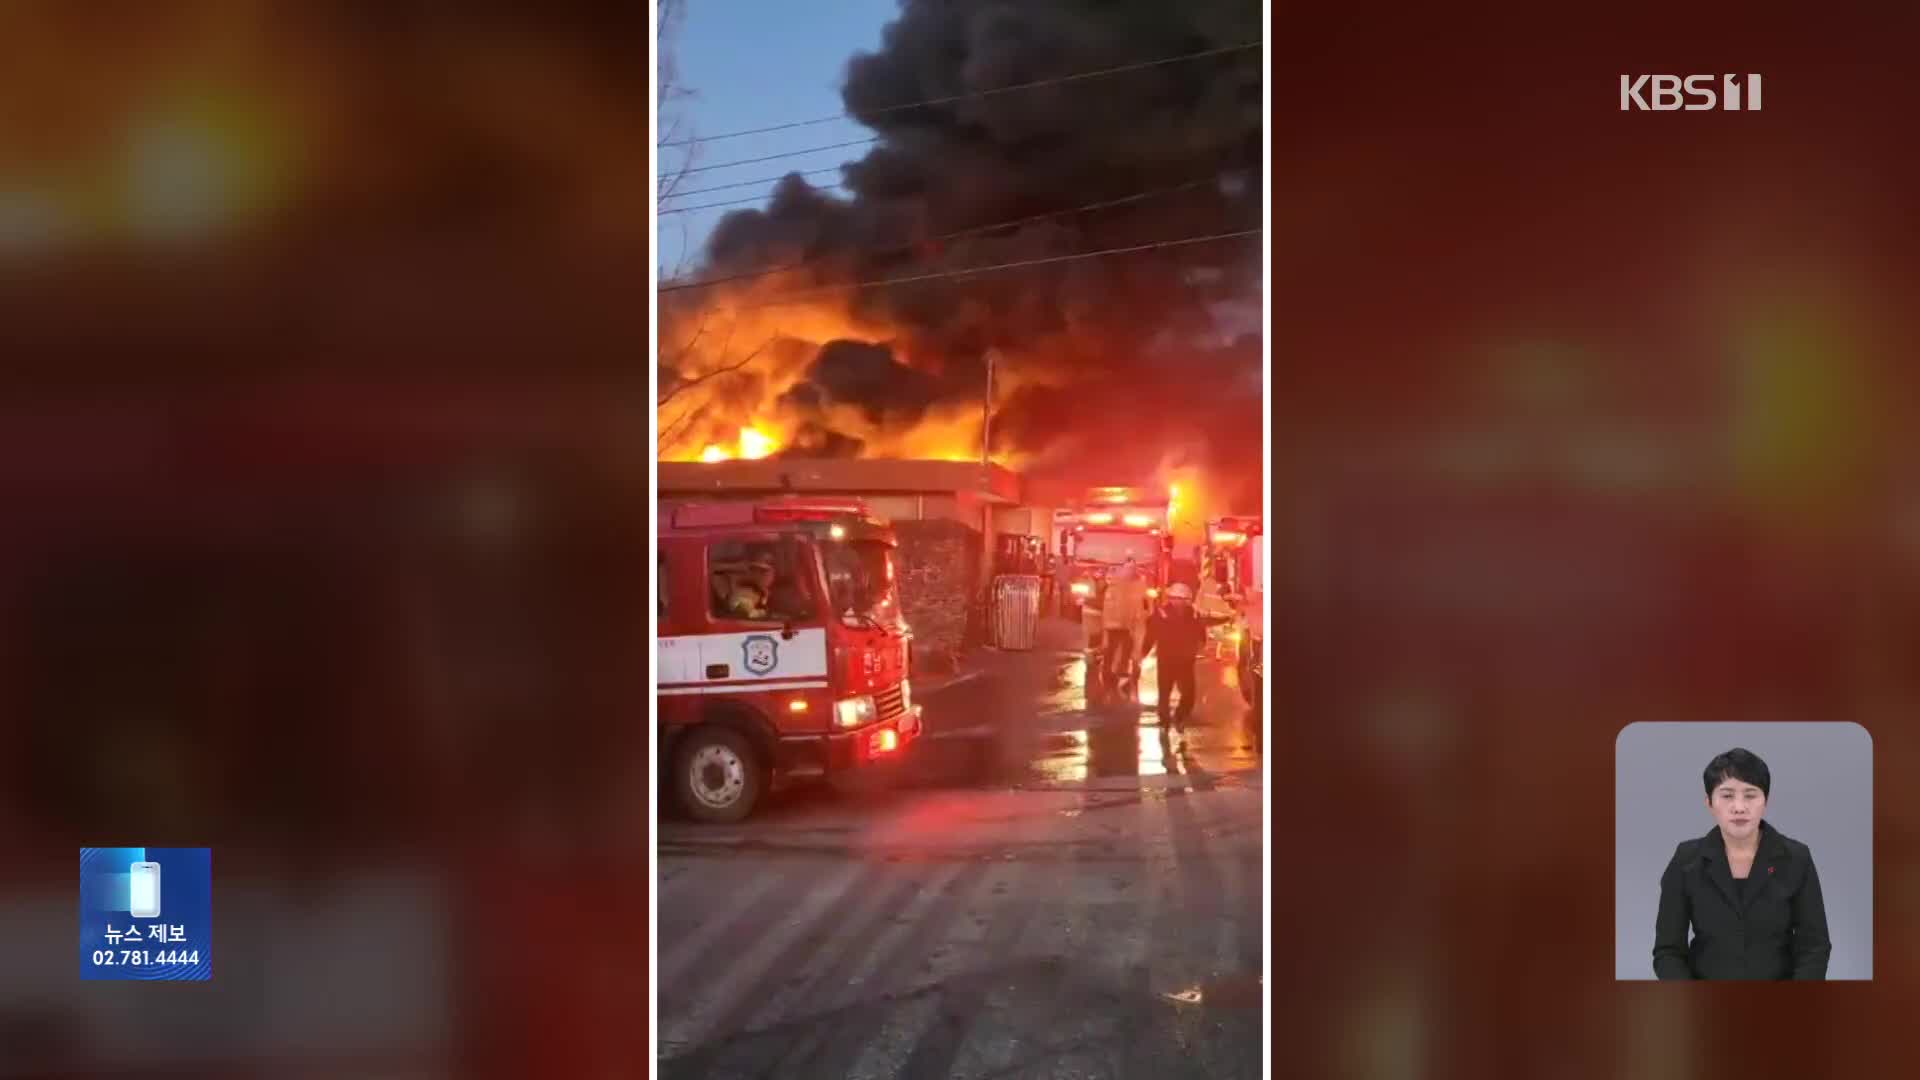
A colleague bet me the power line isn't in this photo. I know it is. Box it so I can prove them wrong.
[658,40,1262,148]
[659,182,852,216]
[673,137,878,177]
[730,228,1261,309]
[663,167,844,201]
[657,177,1222,294]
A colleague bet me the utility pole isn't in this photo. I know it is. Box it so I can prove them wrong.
[981,349,998,602]
[982,348,995,467]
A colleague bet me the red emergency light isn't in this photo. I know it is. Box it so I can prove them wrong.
[1209,516,1263,544]
[670,502,756,529]
[756,495,867,520]
[1077,507,1163,529]
[755,506,845,523]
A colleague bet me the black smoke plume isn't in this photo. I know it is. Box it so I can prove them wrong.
[663,0,1264,510]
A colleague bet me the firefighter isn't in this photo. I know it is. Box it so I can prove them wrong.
[1053,551,1074,618]
[1136,582,1233,729]
[1100,557,1151,694]
[713,555,774,620]
[1079,577,1105,693]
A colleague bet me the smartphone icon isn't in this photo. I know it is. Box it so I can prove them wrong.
[129,861,161,919]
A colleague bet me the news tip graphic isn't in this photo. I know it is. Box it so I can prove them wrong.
[79,847,212,981]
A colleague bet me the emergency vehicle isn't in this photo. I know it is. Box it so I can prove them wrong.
[1202,517,1264,705]
[1056,485,1175,619]
[657,496,922,821]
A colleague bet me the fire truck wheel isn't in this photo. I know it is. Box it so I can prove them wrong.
[674,726,763,823]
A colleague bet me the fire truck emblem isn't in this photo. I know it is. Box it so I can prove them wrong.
[741,635,780,676]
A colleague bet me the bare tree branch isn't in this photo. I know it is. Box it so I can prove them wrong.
[657,338,766,411]
[660,407,693,446]
[664,306,713,369]
[656,0,697,202]
[659,403,702,450]
[672,211,694,280]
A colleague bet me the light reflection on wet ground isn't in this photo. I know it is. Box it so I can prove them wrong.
[660,621,1263,1076]
[909,618,1262,793]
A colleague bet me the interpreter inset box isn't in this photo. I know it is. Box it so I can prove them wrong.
[1614,724,1871,981]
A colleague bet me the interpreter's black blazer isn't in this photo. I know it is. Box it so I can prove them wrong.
[1652,821,1831,980]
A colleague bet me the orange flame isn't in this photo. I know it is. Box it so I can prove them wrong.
[657,290,1053,467]
[1155,466,1238,553]
[698,426,779,463]
[739,427,775,459]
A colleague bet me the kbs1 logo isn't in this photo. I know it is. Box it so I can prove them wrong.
[1619,73,1762,111]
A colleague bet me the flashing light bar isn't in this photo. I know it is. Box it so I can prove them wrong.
[672,499,897,536]
[757,500,884,528]
[756,506,845,524]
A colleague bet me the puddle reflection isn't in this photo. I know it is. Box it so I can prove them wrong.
[1031,724,1180,783]
[1020,640,1254,787]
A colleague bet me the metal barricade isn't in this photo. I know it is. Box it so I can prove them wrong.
[990,574,1042,650]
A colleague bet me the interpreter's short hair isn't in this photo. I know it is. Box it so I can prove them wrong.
[1703,747,1771,798]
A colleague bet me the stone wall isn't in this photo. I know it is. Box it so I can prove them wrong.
[893,518,981,673]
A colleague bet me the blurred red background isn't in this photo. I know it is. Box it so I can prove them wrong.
[1,5,650,1076]
[1275,4,1918,1077]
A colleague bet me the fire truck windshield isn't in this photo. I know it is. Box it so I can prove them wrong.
[822,539,902,625]
[1073,531,1160,566]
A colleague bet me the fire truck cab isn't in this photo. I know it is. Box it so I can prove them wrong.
[1202,516,1263,706]
[657,496,921,821]
[1057,486,1174,620]
[1200,517,1261,605]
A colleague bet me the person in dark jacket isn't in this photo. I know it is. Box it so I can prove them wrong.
[1135,583,1232,729]
[1652,748,1832,980]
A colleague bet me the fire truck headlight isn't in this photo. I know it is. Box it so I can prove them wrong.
[834,694,878,729]
[1147,587,1160,599]
[1124,514,1153,527]
[1070,581,1093,597]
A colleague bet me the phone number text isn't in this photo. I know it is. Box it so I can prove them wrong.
[89,949,200,967]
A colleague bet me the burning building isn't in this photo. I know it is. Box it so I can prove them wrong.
[656,0,1266,519]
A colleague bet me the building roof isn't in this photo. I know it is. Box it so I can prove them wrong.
[658,459,1023,503]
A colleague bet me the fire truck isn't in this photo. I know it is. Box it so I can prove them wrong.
[657,496,922,821]
[1201,516,1264,706]
[1056,486,1175,619]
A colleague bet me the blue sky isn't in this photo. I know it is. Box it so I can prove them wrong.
[659,0,901,276]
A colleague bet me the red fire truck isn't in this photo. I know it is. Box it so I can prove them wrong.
[1202,516,1264,705]
[1057,486,1175,619]
[657,496,922,821]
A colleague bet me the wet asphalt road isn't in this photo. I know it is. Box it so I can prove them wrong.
[657,620,1265,1079]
